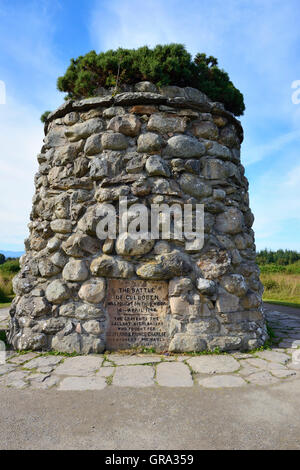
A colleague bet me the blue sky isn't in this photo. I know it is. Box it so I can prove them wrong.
[0,0,299,252]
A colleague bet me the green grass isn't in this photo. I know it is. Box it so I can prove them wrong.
[0,301,12,309]
[0,259,19,304]
[261,270,300,306]
[259,260,300,274]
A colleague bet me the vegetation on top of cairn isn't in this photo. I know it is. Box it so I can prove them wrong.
[56,44,245,116]
[40,111,51,123]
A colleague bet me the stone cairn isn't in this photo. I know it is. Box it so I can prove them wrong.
[8,81,267,354]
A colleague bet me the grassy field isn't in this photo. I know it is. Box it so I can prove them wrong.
[260,261,300,308]
[0,259,19,307]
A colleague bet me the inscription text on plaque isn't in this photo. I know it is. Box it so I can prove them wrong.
[106,279,169,351]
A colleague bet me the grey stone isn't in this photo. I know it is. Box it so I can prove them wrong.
[25,355,63,370]
[198,375,246,388]
[136,251,191,280]
[113,365,155,387]
[179,173,212,198]
[60,302,105,321]
[216,208,244,234]
[62,233,101,258]
[58,376,107,391]
[78,279,106,304]
[38,258,61,277]
[90,255,134,278]
[196,278,216,295]
[88,156,109,180]
[137,132,163,153]
[247,371,280,385]
[187,356,240,374]
[221,274,248,297]
[108,355,162,366]
[54,356,102,376]
[169,278,193,296]
[65,118,104,141]
[202,159,228,180]
[0,364,17,376]
[8,352,37,365]
[164,135,206,158]
[191,120,218,140]
[197,249,231,279]
[96,366,115,378]
[103,106,125,118]
[216,291,240,313]
[169,334,207,353]
[84,133,102,155]
[83,320,104,336]
[145,155,170,177]
[62,260,89,282]
[101,132,128,150]
[46,280,70,304]
[108,114,141,136]
[51,333,81,354]
[30,375,59,390]
[50,219,72,234]
[156,362,193,387]
[116,232,155,257]
[147,113,186,133]
[206,141,232,160]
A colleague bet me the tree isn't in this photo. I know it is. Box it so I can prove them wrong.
[0,253,5,265]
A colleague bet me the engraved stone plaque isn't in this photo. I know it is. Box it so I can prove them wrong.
[106,279,169,351]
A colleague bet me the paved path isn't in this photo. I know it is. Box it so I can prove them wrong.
[0,305,300,449]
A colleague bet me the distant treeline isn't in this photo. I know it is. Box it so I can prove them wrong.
[256,249,300,266]
[0,253,19,265]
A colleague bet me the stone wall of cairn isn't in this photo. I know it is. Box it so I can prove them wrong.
[8,81,267,353]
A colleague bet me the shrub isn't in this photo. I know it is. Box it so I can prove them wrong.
[57,44,245,116]
[0,259,20,275]
[263,279,279,290]
[40,111,51,123]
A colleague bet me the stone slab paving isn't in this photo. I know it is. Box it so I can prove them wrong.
[54,356,103,376]
[156,362,193,387]
[106,355,162,366]
[198,375,246,388]
[187,355,240,374]
[113,365,155,387]
[58,376,107,391]
[0,307,300,391]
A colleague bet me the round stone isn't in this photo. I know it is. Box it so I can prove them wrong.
[62,260,89,282]
[78,279,106,304]
[116,232,154,257]
[45,280,70,304]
